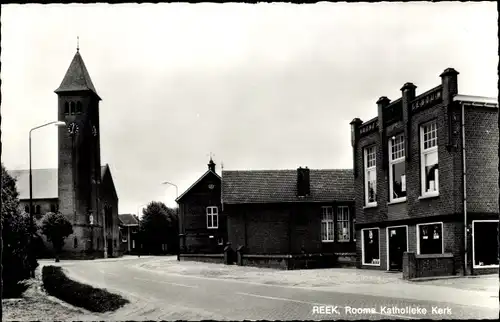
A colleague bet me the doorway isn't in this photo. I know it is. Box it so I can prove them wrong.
[107,238,113,257]
[387,225,408,271]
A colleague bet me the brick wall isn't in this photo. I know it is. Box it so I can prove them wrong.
[227,202,355,255]
[465,106,499,214]
[352,69,498,275]
[100,168,120,257]
[403,252,455,279]
[179,171,225,253]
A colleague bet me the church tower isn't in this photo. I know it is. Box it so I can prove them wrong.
[55,46,102,252]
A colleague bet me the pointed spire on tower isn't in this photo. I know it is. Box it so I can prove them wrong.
[54,42,101,100]
[77,36,79,52]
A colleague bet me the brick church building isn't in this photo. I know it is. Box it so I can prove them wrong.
[9,48,121,259]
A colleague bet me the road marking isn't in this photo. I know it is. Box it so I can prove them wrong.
[236,292,417,320]
[133,277,199,288]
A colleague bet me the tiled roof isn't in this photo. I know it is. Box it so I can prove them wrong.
[119,214,139,226]
[222,169,354,204]
[54,50,101,100]
[8,165,108,201]
[8,168,59,200]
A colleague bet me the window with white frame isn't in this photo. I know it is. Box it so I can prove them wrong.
[364,145,377,206]
[362,228,380,265]
[417,223,443,254]
[389,134,406,202]
[420,121,439,196]
[321,206,334,242]
[206,206,218,229]
[473,221,499,268]
[336,206,350,242]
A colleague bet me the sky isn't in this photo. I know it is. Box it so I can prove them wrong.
[1,2,498,215]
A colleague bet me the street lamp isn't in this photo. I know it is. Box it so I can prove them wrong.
[29,120,66,276]
[161,181,179,257]
[161,181,179,201]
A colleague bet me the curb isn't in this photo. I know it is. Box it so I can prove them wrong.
[409,274,496,282]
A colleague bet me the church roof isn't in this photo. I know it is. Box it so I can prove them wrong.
[8,165,108,200]
[54,50,101,100]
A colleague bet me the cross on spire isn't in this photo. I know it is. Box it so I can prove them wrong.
[77,36,79,52]
[207,152,215,161]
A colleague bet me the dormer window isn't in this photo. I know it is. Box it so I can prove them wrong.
[76,101,82,114]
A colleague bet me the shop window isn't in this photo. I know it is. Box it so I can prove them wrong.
[417,222,443,254]
[473,221,499,267]
[362,228,380,265]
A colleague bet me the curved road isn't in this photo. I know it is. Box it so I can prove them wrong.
[49,257,497,321]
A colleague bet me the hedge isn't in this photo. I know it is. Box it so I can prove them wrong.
[42,266,129,312]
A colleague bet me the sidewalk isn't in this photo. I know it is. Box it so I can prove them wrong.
[137,257,499,309]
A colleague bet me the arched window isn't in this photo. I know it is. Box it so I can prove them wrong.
[76,101,82,114]
[35,205,41,215]
[50,204,56,213]
[25,205,30,214]
[70,102,75,115]
[64,102,69,114]
[73,237,78,248]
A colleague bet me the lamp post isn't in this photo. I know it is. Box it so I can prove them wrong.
[89,212,94,255]
[161,181,179,257]
[29,120,66,277]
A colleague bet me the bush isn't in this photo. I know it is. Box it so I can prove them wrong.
[42,266,129,312]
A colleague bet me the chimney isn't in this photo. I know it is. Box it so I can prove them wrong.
[440,68,459,149]
[401,82,417,161]
[208,158,216,173]
[297,167,310,197]
[377,96,391,171]
[350,118,363,178]
[440,68,459,103]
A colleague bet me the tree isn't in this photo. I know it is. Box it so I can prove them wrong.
[1,163,36,297]
[139,201,178,255]
[41,212,73,262]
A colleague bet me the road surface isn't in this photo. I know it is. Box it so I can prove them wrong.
[48,257,498,321]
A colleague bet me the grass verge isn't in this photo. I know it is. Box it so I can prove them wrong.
[42,265,129,313]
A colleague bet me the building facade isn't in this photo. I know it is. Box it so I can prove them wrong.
[9,48,121,259]
[176,158,225,253]
[351,67,499,275]
[222,167,356,268]
[119,214,140,254]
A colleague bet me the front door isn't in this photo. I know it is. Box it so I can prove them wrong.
[107,238,113,257]
[388,226,407,271]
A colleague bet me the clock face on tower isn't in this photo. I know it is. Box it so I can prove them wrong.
[67,122,79,135]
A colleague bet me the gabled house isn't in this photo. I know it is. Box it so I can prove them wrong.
[118,213,140,254]
[176,158,225,254]
[350,67,499,277]
[222,167,356,269]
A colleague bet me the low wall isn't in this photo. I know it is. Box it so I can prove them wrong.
[179,253,224,264]
[242,254,290,270]
[403,252,455,280]
[472,266,499,275]
[241,253,348,270]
